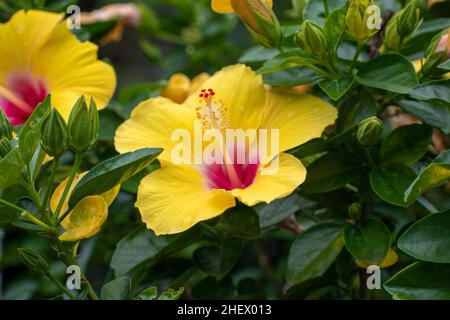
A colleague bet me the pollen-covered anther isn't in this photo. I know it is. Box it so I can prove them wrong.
[196,88,228,130]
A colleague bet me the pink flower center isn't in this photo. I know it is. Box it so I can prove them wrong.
[202,150,260,191]
[0,73,48,125]
[196,88,260,191]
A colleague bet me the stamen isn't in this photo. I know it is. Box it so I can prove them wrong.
[196,88,228,130]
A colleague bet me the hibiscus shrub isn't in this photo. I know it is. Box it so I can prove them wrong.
[0,0,450,301]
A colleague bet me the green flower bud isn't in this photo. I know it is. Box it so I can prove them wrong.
[0,109,13,140]
[348,203,362,220]
[346,0,377,42]
[0,137,12,157]
[396,1,421,39]
[383,15,401,51]
[40,109,68,157]
[17,248,50,275]
[356,116,383,146]
[231,0,283,48]
[67,96,100,153]
[295,20,327,58]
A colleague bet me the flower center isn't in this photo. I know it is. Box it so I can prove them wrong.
[0,73,48,125]
[196,88,259,191]
[196,88,228,130]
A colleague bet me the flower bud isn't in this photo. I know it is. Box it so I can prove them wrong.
[348,203,362,220]
[346,0,377,42]
[435,31,450,60]
[295,20,327,58]
[67,96,100,153]
[40,109,68,157]
[0,137,12,157]
[0,109,13,140]
[356,116,383,146]
[396,1,421,39]
[230,0,282,48]
[17,248,50,275]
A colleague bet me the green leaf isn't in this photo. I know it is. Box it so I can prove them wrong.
[369,165,417,206]
[356,54,419,94]
[221,205,261,240]
[158,288,184,300]
[301,151,367,193]
[263,67,322,87]
[410,80,450,106]
[398,211,450,263]
[255,193,303,228]
[404,150,450,204]
[319,77,355,101]
[101,277,131,300]
[192,276,235,300]
[193,241,242,280]
[398,99,450,134]
[323,3,349,52]
[257,49,317,74]
[344,218,391,264]
[287,223,344,285]
[111,228,179,276]
[380,124,432,165]
[303,0,347,26]
[69,148,162,208]
[373,202,415,240]
[135,287,157,300]
[384,262,450,300]
[0,148,22,189]
[336,91,377,132]
[19,95,51,164]
[438,59,450,71]
[238,46,279,63]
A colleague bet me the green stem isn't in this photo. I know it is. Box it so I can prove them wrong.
[54,153,83,217]
[43,157,59,211]
[63,252,99,300]
[46,272,78,300]
[156,31,185,45]
[0,198,55,233]
[324,0,330,16]
[349,42,364,75]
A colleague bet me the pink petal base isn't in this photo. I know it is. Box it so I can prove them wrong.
[0,73,48,125]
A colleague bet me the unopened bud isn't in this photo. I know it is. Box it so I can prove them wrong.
[435,31,450,60]
[40,109,68,157]
[295,20,327,58]
[0,109,13,140]
[348,203,362,220]
[17,248,50,275]
[346,0,377,42]
[396,1,421,38]
[230,0,282,48]
[357,116,383,146]
[67,96,100,153]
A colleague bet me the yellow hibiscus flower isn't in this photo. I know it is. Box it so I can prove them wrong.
[115,64,337,235]
[0,10,116,125]
[211,0,273,14]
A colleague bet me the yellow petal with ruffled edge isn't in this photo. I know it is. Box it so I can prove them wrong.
[356,249,398,269]
[261,90,337,155]
[0,10,62,80]
[59,196,108,241]
[211,0,273,14]
[184,64,266,130]
[136,163,236,235]
[231,153,306,206]
[115,97,196,163]
[50,173,120,216]
[33,21,116,120]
